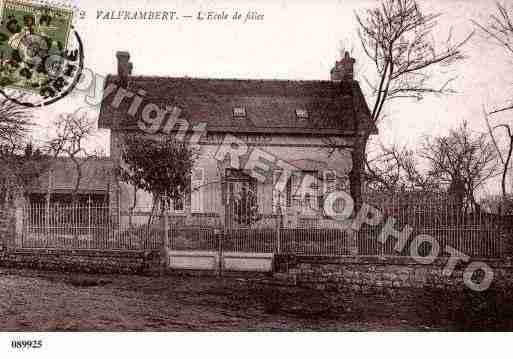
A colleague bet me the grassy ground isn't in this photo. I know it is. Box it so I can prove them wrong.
[0,268,510,331]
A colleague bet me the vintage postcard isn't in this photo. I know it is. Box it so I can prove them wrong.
[0,0,512,357]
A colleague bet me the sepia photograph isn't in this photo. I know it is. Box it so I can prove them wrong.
[0,0,512,355]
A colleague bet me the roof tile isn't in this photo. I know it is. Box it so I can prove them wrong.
[98,76,374,135]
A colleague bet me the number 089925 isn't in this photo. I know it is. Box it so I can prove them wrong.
[11,340,43,349]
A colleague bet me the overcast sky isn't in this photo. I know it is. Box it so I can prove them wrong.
[31,0,513,195]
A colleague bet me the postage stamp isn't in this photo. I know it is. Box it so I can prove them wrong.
[0,0,82,106]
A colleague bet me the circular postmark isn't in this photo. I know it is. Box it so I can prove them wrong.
[0,1,84,107]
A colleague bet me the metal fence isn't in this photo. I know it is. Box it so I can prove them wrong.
[165,214,354,256]
[21,197,510,259]
[22,204,163,250]
[356,192,509,258]
[356,225,506,258]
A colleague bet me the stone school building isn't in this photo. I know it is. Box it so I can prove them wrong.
[98,51,375,228]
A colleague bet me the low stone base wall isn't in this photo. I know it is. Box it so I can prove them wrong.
[274,255,513,292]
[0,249,164,275]
[1,205,166,275]
[0,207,15,250]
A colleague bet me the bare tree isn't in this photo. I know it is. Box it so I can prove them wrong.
[419,121,499,212]
[349,0,472,211]
[0,96,38,205]
[46,109,102,204]
[365,142,436,192]
[474,2,513,114]
[484,111,513,201]
[0,95,32,152]
[474,3,513,202]
[0,143,49,206]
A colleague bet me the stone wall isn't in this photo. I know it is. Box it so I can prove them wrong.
[0,207,15,250]
[0,248,164,275]
[0,205,165,275]
[274,255,513,292]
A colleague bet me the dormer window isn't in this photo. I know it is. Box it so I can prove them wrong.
[233,107,246,119]
[295,109,309,120]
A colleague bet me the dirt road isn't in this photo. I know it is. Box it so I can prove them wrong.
[0,268,507,331]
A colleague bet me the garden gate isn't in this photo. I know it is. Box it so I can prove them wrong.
[167,170,275,273]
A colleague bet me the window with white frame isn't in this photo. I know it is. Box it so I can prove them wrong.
[295,109,309,120]
[299,171,320,213]
[233,106,246,119]
[322,169,344,215]
[170,196,184,212]
[323,170,337,194]
[273,170,320,214]
[272,171,289,213]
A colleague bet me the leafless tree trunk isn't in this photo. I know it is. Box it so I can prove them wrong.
[364,141,436,193]
[46,109,102,205]
[475,3,513,204]
[0,95,34,205]
[419,121,499,212]
[485,113,513,201]
[349,0,472,211]
[129,188,137,227]
[349,135,367,212]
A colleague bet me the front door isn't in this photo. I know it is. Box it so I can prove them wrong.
[225,169,258,229]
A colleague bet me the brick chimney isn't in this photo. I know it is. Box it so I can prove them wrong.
[116,51,133,87]
[330,51,355,82]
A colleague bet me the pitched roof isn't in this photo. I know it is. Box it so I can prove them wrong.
[98,75,375,135]
[27,158,113,194]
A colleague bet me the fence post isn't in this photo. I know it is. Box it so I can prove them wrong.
[276,201,282,254]
[380,196,385,259]
[163,211,169,248]
[87,198,92,238]
[276,220,281,254]
[219,176,228,277]
[350,229,358,256]
[15,205,23,248]
[160,211,170,273]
